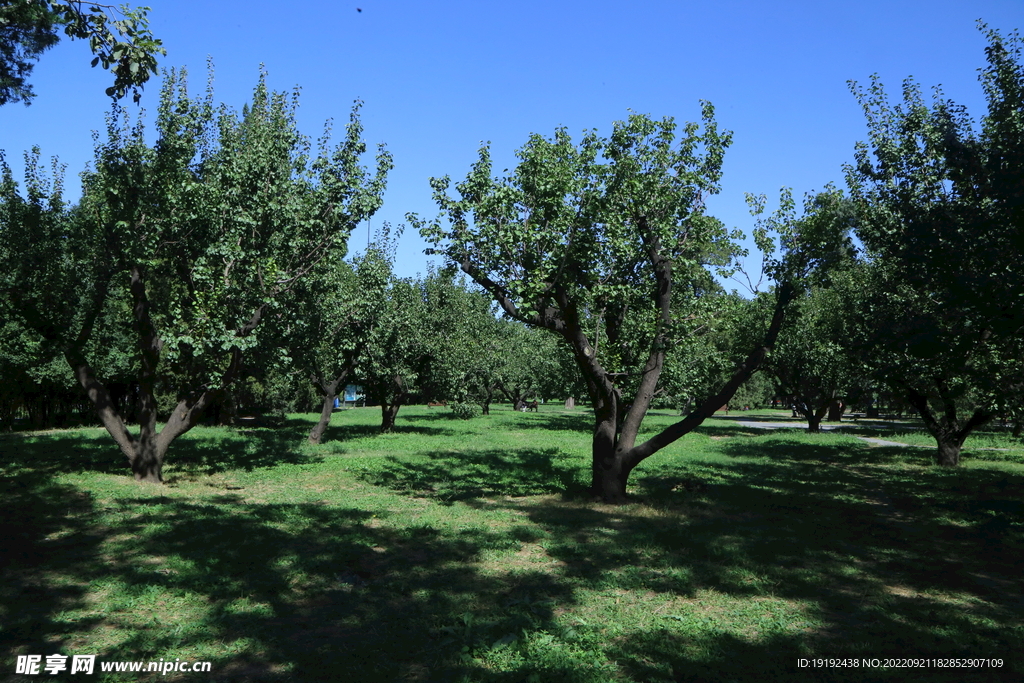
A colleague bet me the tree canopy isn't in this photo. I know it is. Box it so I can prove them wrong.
[0,1,165,105]
[1,66,391,480]
[414,107,830,502]
[845,22,1024,465]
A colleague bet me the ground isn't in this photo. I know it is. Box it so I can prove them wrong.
[1,408,1021,681]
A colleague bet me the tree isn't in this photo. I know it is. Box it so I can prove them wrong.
[845,23,1024,466]
[487,322,559,412]
[357,276,424,433]
[768,280,861,431]
[0,67,391,481]
[414,268,500,410]
[1,1,165,105]
[272,227,394,445]
[763,188,864,431]
[415,108,824,503]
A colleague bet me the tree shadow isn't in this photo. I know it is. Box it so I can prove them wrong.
[0,470,103,663]
[320,421,457,442]
[351,436,1023,680]
[166,429,322,477]
[1,487,577,681]
[356,448,590,503]
[690,424,782,438]
[0,431,131,476]
[4,427,1022,681]
[608,628,1019,682]
[493,412,594,434]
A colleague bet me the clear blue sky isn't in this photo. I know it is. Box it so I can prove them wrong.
[1,0,1020,289]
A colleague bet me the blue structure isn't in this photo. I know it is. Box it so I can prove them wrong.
[333,385,364,409]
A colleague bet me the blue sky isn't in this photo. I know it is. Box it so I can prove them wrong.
[1,0,1020,289]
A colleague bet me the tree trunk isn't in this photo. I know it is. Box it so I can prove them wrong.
[130,436,166,482]
[66,298,258,483]
[378,374,406,433]
[806,400,829,433]
[308,371,352,445]
[308,391,337,445]
[381,403,400,432]
[935,436,962,466]
[827,399,844,422]
[565,397,575,409]
[905,388,992,468]
[588,281,795,503]
[1013,421,1022,438]
[307,341,366,444]
[588,387,635,503]
[593,440,630,503]
[477,383,494,415]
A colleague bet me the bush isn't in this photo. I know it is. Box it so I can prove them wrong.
[449,401,481,419]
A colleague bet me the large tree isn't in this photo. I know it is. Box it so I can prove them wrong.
[845,23,1024,466]
[415,108,829,502]
[0,68,390,480]
[0,0,164,105]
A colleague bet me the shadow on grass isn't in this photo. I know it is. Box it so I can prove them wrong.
[486,412,595,434]
[690,424,786,438]
[0,484,576,682]
[0,470,100,661]
[0,431,131,476]
[0,427,320,480]
[169,429,321,476]
[320,421,457,442]
[355,436,1023,680]
[356,448,590,503]
[3,429,1023,682]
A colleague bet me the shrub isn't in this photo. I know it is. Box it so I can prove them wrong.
[449,401,481,419]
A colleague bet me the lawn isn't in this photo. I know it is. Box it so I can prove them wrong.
[1,406,1022,682]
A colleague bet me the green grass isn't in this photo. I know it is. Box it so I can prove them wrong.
[2,406,1022,682]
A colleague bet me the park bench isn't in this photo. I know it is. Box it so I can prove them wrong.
[427,401,447,408]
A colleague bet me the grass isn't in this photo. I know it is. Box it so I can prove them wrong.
[1,406,1022,682]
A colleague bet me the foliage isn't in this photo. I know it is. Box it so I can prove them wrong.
[0,0,60,105]
[414,267,501,405]
[414,106,802,502]
[0,66,391,479]
[727,371,774,410]
[356,275,425,432]
[0,148,128,428]
[448,400,480,419]
[655,289,750,413]
[845,22,1024,464]
[0,0,165,105]
[762,189,866,428]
